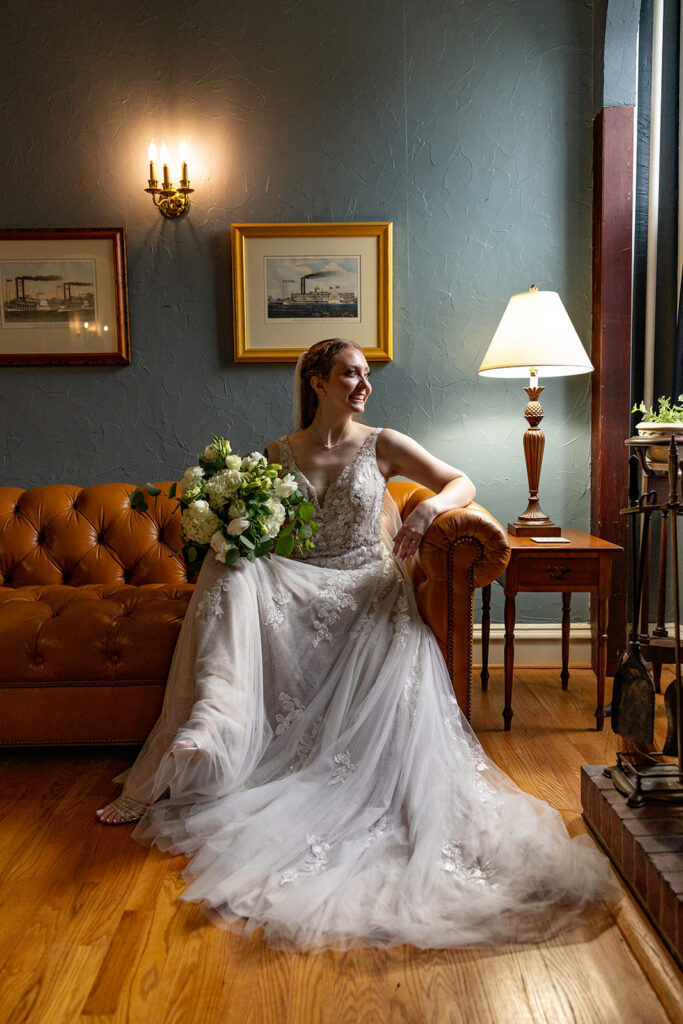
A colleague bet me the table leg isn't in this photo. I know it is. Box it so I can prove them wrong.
[561,592,571,690]
[596,595,609,730]
[503,594,516,730]
[481,584,491,690]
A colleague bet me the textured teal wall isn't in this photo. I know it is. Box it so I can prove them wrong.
[0,0,595,622]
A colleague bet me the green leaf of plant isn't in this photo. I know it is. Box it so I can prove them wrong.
[129,489,148,511]
[145,483,162,496]
[299,524,313,539]
[275,534,295,556]
[225,547,240,566]
[168,482,177,499]
[298,500,315,522]
[240,535,255,549]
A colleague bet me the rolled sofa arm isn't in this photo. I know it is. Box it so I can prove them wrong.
[387,480,510,719]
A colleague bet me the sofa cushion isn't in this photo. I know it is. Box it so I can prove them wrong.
[0,583,194,683]
[0,483,187,587]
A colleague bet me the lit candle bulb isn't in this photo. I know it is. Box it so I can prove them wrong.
[148,141,157,182]
[160,143,170,187]
[179,140,189,183]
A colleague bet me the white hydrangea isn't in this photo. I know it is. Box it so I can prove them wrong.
[273,473,298,498]
[204,469,243,510]
[182,500,221,544]
[227,515,250,536]
[179,465,204,499]
[241,451,267,471]
[210,530,236,562]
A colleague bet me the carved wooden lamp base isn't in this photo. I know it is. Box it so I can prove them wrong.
[508,383,562,537]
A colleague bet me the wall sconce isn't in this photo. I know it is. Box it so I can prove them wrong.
[145,141,194,219]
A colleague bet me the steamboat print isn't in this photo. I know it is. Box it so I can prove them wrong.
[265,256,359,321]
[1,259,96,327]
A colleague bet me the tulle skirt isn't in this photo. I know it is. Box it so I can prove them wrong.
[119,547,619,952]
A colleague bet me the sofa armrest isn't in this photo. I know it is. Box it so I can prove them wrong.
[387,480,510,718]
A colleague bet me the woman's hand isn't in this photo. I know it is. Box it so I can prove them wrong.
[392,502,437,559]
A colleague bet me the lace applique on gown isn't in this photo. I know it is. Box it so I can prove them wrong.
[119,428,618,952]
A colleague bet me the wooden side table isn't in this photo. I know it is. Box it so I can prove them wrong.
[480,529,622,731]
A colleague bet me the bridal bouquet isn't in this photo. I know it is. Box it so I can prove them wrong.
[130,437,317,573]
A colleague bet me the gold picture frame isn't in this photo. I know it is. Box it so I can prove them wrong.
[231,221,392,362]
[0,228,130,366]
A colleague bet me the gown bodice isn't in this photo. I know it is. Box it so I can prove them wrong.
[278,428,387,570]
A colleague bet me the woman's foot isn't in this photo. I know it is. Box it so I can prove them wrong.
[95,795,147,824]
[169,737,206,760]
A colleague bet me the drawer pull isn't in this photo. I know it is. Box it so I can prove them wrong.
[546,566,571,581]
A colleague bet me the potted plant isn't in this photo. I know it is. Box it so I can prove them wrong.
[632,394,683,468]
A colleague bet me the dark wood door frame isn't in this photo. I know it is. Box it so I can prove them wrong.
[590,105,634,674]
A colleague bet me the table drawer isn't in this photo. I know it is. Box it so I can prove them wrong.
[515,555,597,589]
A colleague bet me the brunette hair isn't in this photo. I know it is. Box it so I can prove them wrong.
[295,338,363,429]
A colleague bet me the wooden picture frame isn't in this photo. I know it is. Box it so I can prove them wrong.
[0,228,130,365]
[231,222,392,362]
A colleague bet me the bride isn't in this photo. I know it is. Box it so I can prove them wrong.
[96,337,617,951]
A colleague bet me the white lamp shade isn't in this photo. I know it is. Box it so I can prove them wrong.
[478,288,593,378]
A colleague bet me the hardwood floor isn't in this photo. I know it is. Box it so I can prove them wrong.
[0,668,681,1024]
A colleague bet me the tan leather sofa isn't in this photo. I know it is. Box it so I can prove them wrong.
[0,481,509,746]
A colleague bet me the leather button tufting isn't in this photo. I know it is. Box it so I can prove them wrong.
[35,655,44,665]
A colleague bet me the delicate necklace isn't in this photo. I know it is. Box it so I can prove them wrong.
[309,423,353,450]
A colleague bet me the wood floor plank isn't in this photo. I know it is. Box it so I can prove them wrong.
[0,669,679,1024]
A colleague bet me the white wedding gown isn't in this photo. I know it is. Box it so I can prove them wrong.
[119,429,618,951]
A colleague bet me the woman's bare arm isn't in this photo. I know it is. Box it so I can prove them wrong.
[376,429,476,559]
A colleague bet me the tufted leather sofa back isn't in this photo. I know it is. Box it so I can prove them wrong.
[0,484,189,588]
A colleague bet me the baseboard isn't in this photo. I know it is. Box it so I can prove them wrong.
[472,622,593,668]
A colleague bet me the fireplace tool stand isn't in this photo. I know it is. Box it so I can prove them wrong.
[607,437,683,807]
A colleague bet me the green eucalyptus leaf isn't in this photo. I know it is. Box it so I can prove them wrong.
[240,535,255,549]
[129,489,148,511]
[145,483,162,496]
[275,534,295,557]
[225,547,240,566]
[168,482,177,499]
[298,500,315,522]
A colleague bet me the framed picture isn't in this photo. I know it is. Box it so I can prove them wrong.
[0,228,130,365]
[231,222,392,362]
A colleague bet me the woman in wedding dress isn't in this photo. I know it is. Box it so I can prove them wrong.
[96,337,618,951]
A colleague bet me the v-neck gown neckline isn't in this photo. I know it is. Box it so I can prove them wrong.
[280,429,378,511]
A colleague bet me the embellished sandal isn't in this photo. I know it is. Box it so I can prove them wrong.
[95,795,147,824]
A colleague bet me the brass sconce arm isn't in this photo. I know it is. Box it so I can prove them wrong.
[144,176,194,219]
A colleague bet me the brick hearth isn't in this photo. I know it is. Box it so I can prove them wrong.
[581,764,683,969]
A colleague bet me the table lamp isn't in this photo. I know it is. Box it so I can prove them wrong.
[478,285,593,536]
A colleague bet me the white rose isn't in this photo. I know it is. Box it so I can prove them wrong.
[227,515,250,536]
[225,454,242,471]
[242,451,267,471]
[273,473,298,498]
[182,500,220,544]
[210,530,236,562]
[179,465,204,498]
[203,443,219,461]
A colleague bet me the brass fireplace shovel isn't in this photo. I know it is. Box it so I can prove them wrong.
[611,456,656,744]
